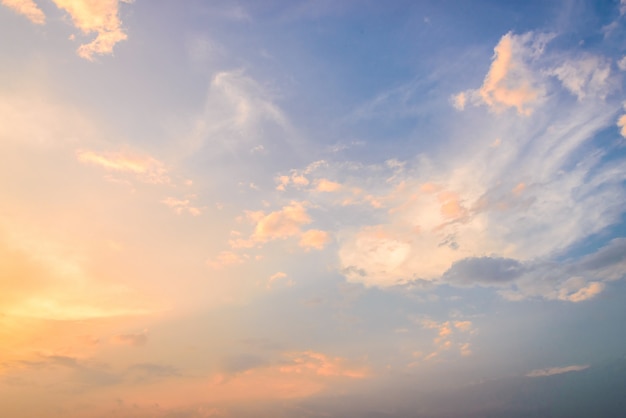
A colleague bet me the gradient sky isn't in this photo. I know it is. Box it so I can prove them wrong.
[1,1,626,417]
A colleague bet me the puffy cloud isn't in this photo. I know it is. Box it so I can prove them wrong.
[454,32,551,115]
[316,178,342,192]
[76,149,171,184]
[51,0,130,60]
[1,0,45,24]
[250,201,311,243]
[299,229,331,250]
[526,364,589,377]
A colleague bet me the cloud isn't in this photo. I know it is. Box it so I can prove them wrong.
[299,229,331,250]
[279,351,367,379]
[249,201,311,243]
[161,196,202,216]
[333,31,625,292]
[51,0,130,60]
[455,32,551,115]
[112,330,148,347]
[267,271,292,288]
[316,178,342,192]
[557,278,605,302]
[443,257,525,286]
[185,70,291,156]
[1,0,45,24]
[207,251,247,269]
[618,113,626,138]
[526,364,589,377]
[76,149,171,184]
[412,319,475,363]
[547,55,613,101]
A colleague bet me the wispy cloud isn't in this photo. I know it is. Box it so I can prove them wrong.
[112,330,148,347]
[526,364,589,377]
[76,149,171,184]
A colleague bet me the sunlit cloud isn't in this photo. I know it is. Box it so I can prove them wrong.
[1,0,45,24]
[76,149,171,184]
[207,251,247,269]
[454,32,551,115]
[299,229,331,250]
[52,0,131,60]
[161,196,202,216]
[112,330,148,347]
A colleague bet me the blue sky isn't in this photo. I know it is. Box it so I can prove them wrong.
[1,1,626,417]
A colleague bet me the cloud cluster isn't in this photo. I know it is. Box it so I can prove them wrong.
[0,0,131,59]
[261,31,626,302]
[228,201,331,252]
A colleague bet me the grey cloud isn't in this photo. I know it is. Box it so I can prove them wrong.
[443,257,526,286]
[573,237,626,275]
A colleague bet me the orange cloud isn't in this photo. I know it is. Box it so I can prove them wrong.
[112,330,148,347]
[279,351,368,379]
[454,32,547,115]
[161,197,202,216]
[316,178,342,192]
[416,319,475,362]
[52,0,130,60]
[1,0,45,24]
[479,33,539,115]
[618,114,626,138]
[558,279,605,302]
[207,251,246,269]
[251,201,311,243]
[299,229,331,250]
[76,149,171,184]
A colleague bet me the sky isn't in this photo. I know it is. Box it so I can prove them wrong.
[1,0,626,417]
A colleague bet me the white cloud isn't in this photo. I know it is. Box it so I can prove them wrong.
[330,32,626,295]
[548,55,612,100]
[185,70,292,157]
